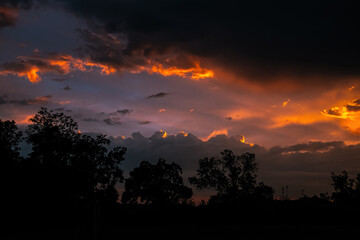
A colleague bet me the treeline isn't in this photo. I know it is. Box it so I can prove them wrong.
[0,108,274,210]
[2,108,360,210]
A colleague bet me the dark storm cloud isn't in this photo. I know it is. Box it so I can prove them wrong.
[0,0,33,8]
[0,94,51,105]
[5,0,360,84]
[146,92,170,99]
[76,28,144,71]
[43,0,360,84]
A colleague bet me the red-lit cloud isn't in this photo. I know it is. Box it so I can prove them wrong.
[0,52,116,83]
[0,49,214,83]
[146,61,214,80]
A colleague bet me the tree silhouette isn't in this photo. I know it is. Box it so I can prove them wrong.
[26,107,78,167]
[122,158,193,205]
[0,119,23,164]
[0,119,23,212]
[331,171,360,203]
[72,133,126,204]
[189,149,274,205]
[24,108,126,207]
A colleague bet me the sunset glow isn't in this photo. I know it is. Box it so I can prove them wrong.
[148,61,214,80]
[160,130,168,138]
[178,131,189,137]
[201,129,228,142]
[16,114,34,124]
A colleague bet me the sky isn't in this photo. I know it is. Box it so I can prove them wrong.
[1,0,360,199]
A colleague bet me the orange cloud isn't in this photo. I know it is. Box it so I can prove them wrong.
[159,130,168,138]
[282,99,290,107]
[321,99,360,134]
[321,107,350,119]
[16,114,34,124]
[178,131,189,137]
[201,129,228,142]
[322,99,360,120]
[147,61,214,80]
[0,51,214,83]
[0,53,117,83]
[59,101,71,105]
[0,66,42,83]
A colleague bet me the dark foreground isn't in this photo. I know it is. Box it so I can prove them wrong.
[2,200,360,240]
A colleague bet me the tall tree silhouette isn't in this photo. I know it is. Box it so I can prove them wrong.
[189,149,274,205]
[122,158,193,205]
[24,108,126,207]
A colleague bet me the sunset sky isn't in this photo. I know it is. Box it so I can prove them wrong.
[1,0,360,198]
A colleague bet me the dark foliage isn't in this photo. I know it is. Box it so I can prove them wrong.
[122,158,193,205]
[189,149,274,205]
[331,170,360,204]
[0,119,23,163]
[24,108,126,207]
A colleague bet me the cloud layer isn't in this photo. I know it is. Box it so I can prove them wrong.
[105,131,360,199]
